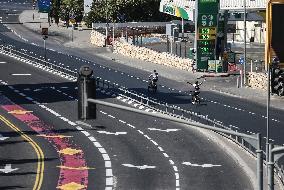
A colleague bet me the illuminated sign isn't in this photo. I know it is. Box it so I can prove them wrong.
[198,27,216,40]
[199,27,216,34]
[196,0,219,70]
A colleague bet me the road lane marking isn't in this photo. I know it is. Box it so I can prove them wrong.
[11,73,31,76]
[122,164,156,169]
[0,164,19,173]
[8,109,33,115]
[98,110,181,189]
[97,131,127,135]
[0,115,44,190]
[148,128,181,133]
[1,96,89,189]
[182,162,222,168]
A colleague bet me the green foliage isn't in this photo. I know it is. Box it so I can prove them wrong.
[84,0,173,27]
[50,0,84,26]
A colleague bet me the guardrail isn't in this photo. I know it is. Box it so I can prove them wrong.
[1,43,283,187]
[94,73,284,188]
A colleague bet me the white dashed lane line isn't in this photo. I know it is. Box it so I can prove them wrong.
[98,110,181,189]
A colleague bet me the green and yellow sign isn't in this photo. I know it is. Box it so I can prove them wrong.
[159,0,194,20]
[196,0,219,70]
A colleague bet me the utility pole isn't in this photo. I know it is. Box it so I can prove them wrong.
[243,0,247,85]
[105,0,109,46]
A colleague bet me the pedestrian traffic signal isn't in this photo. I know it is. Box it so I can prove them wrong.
[271,67,284,96]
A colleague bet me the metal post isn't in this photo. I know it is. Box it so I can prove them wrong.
[243,0,247,85]
[175,42,178,55]
[72,25,74,42]
[136,29,139,46]
[167,35,169,52]
[266,65,271,165]
[126,27,128,42]
[237,76,240,88]
[170,37,173,54]
[268,143,274,190]
[43,38,46,61]
[240,67,243,88]
[83,77,87,120]
[256,133,263,190]
[179,42,182,57]
[140,34,142,47]
[132,28,135,45]
[181,18,184,40]
[184,41,187,58]
[112,22,115,46]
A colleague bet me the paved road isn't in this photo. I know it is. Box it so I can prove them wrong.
[0,0,283,188]
[1,25,283,149]
[1,0,284,160]
[0,43,252,189]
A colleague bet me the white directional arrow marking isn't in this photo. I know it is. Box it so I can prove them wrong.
[148,128,181,133]
[182,162,222,168]
[97,131,127,135]
[0,164,19,173]
[0,134,9,141]
[122,164,156,170]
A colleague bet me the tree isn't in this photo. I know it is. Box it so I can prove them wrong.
[58,0,83,26]
[50,0,60,25]
[84,0,173,27]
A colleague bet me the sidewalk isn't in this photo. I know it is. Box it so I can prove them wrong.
[13,9,284,190]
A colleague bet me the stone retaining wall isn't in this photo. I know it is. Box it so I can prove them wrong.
[247,72,267,91]
[90,31,194,72]
[90,30,105,47]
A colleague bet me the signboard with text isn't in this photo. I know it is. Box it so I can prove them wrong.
[38,0,51,13]
[159,0,195,20]
[196,0,219,70]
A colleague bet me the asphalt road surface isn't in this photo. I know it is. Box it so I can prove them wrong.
[0,45,252,189]
[0,0,283,189]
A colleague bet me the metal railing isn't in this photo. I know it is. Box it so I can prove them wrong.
[93,77,284,188]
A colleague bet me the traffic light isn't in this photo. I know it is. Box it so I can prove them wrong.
[78,65,97,120]
[266,2,284,68]
[271,67,284,96]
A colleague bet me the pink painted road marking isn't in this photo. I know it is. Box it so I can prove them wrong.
[1,104,89,189]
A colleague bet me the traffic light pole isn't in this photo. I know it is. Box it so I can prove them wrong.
[266,66,271,167]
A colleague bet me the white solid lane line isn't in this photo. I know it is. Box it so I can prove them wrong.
[11,73,31,76]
